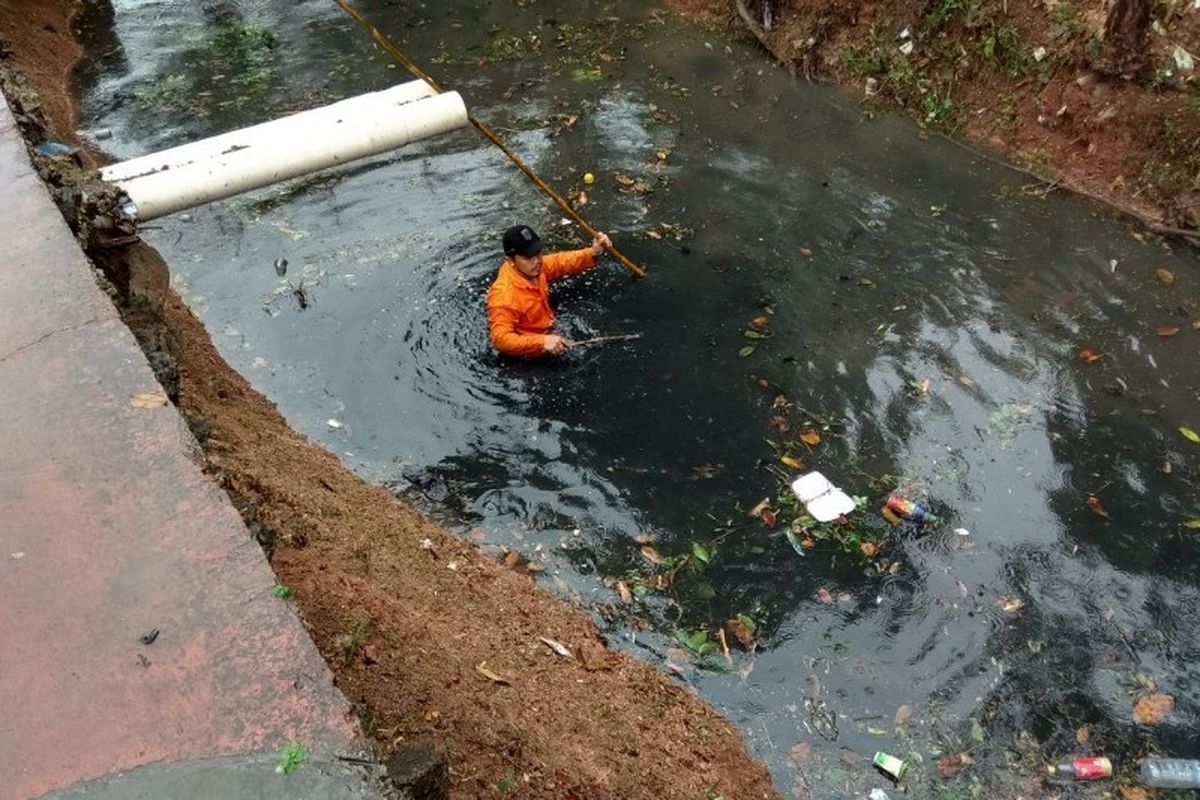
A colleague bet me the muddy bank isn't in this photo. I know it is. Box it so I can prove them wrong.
[0,4,780,799]
[0,0,96,166]
[672,0,1200,238]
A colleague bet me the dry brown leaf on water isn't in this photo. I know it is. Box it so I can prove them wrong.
[860,541,878,558]
[1132,693,1174,725]
[475,662,511,686]
[616,580,633,604]
[760,508,777,528]
[748,497,771,518]
[799,247,813,257]
[1075,724,1090,744]
[129,392,169,408]
[816,588,834,605]
[726,618,756,650]
[717,627,733,667]
[640,545,663,564]
[503,550,520,569]
[1156,268,1175,285]
[1155,325,1180,337]
[1078,348,1104,364]
[799,429,822,447]
[1119,787,1150,800]
[749,315,770,331]
[788,742,813,765]
[894,704,913,726]
[1086,495,1110,519]
[998,595,1025,614]
[1193,320,1200,331]
[937,752,973,780]
[958,375,976,388]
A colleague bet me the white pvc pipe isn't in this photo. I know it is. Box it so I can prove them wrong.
[106,90,467,221]
[102,80,437,183]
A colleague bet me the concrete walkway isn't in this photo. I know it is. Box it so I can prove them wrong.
[0,95,381,799]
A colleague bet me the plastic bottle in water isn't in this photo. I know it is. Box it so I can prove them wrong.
[1140,759,1200,789]
[1048,756,1112,781]
[884,495,936,524]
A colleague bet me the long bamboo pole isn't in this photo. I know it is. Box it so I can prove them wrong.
[331,0,648,278]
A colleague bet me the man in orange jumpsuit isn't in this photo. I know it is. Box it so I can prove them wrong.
[486,224,613,357]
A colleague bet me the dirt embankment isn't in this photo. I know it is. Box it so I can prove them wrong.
[672,0,1200,239]
[1,4,780,799]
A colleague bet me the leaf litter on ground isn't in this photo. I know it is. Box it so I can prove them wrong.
[475,661,512,686]
[538,637,572,658]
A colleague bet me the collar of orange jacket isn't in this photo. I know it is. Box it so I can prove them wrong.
[499,258,542,289]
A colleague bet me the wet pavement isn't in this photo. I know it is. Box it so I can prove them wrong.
[75,1,1200,796]
[0,95,373,799]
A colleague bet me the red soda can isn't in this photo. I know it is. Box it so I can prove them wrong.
[1049,757,1112,781]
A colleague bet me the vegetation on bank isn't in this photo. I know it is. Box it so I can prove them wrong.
[711,0,1200,234]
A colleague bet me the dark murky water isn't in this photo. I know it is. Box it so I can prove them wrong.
[77,1,1200,796]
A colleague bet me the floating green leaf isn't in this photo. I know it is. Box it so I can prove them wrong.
[680,629,717,656]
[691,542,712,564]
[1181,427,1200,443]
[272,583,293,599]
[1183,519,1200,530]
[738,345,756,358]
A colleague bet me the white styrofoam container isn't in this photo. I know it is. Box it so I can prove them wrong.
[790,471,857,522]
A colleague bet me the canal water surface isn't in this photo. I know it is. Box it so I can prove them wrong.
[77,1,1200,796]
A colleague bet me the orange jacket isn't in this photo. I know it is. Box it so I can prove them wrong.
[486,248,597,356]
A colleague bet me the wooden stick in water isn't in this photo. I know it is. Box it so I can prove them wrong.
[330,0,649,276]
[566,333,643,348]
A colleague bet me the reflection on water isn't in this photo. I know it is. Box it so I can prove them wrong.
[78,0,1200,795]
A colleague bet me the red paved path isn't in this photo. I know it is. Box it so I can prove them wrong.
[0,95,362,799]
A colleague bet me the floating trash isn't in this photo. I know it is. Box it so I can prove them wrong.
[790,471,855,522]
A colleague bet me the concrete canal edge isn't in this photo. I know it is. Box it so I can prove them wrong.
[0,91,393,800]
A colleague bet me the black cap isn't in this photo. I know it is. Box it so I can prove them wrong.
[502,225,543,258]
